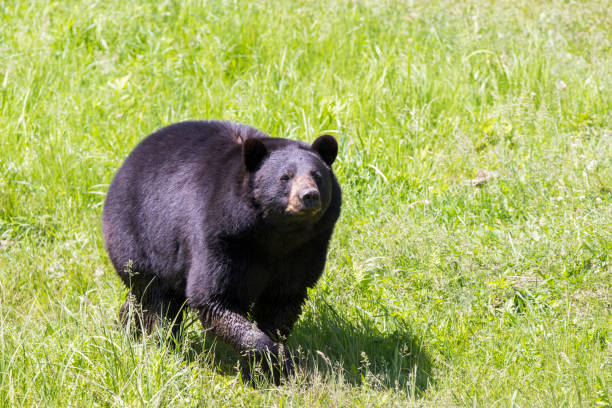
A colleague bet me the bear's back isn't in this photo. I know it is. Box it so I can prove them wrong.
[124,121,264,169]
[107,121,267,197]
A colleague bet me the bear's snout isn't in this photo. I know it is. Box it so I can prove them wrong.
[286,176,322,215]
[300,189,320,209]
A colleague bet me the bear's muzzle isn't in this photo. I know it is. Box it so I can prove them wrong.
[286,176,321,215]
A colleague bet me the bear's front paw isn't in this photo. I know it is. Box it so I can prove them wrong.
[243,345,298,385]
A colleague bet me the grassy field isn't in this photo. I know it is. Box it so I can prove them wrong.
[1,0,611,406]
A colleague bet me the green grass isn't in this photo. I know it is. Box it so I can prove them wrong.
[1,0,611,406]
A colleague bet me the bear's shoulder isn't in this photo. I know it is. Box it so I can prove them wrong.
[216,121,269,145]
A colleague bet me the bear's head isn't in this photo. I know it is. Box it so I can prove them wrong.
[242,135,338,226]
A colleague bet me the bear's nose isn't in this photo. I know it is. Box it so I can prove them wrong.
[300,189,320,209]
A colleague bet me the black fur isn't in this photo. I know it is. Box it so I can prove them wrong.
[102,120,341,378]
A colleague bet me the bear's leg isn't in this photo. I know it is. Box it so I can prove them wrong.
[119,277,185,340]
[119,293,185,340]
[251,294,306,343]
[197,305,294,381]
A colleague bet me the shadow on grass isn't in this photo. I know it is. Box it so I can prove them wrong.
[177,302,433,395]
[291,302,433,396]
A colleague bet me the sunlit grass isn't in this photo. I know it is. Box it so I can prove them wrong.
[1,0,610,406]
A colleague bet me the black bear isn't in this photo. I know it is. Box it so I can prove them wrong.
[102,120,341,378]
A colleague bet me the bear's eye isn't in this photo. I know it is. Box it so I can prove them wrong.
[311,171,322,183]
[280,172,294,182]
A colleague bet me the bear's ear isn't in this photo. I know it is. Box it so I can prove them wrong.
[311,134,338,166]
[242,138,268,172]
